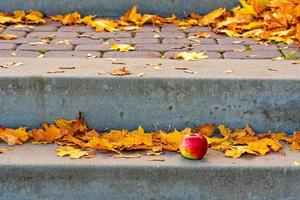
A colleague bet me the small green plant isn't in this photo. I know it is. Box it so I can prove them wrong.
[38,49,48,54]
[283,51,297,60]
[244,43,252,51]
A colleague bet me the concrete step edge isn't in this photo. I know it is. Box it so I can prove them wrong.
[0,0,238,17]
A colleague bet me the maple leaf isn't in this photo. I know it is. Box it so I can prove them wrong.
[110,67,132,76]
[62,12,81,25]
[29,123,63,142]
[219,30,242,37]
[225,146,258,158]
[247,138,282,155]
[199,8,227,26]
[251,0,271,14]
[110,43,135,52]
[56,146,89,159]
[25,10,45,24]
[0,127,28,145]
[0,34,17,40]
[175,52,208,61]
[193,123,216,137]
[92,19,118,32]
[218,124,232,138]
[291,131,300,150]
[232,0,257,16]
[161,128,192,151]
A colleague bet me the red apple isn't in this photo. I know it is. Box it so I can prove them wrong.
[179,133,208,160]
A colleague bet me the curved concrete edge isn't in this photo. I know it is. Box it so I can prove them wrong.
[0,0,239,17]
[0,58,299,133]
[0,144,299,200]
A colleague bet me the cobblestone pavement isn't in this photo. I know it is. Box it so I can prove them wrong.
[0,20,299,59]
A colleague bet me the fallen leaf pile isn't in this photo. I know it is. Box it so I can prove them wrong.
[0,114,299,159]
[1,1,299,46]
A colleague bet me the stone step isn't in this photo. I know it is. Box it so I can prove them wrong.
[0,143,299,200]
[0,0,238,17]
[0,58,298,133]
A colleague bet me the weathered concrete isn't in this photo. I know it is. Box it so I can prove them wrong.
[0,143,299,200]
[0,0,239,17]
[0,58,299,133]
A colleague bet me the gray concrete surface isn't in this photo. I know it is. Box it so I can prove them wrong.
[0,0,238,17]
[0,143,299,200]
[0,58,299,133]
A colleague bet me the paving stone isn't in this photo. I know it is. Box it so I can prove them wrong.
[51,38,103,45]
[162,38,216,44]
[0,50,40,57]
[136,44,190,51]
[44,51,101,58]
[183,26,212,33]
[6,25,57,32]
[0,43,17,50]
[75,44,111,51]
[135,31,185,38]
[34,25,58,32]
[0,38,45,44]
[107,38,160,44]
[277,43,297,49]
[163,51,222,59]
[103,51,161,58]
[223,50,281,59]
[26,31,78,38]
[192,44,246,52]
[58,26,94,32]
[79,31,132,39]
[187,32,217,38]
[133,25,160,32]
[1,30,27,38]
[17,44,74,51]
[250,44,278,51]
[160,24,181,32]
[215,37,257,44]
[44,20,62,27]
[6,25,34,32]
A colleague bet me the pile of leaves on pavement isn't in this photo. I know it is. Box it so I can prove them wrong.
[0,113,300,159]
[0,0,299,46]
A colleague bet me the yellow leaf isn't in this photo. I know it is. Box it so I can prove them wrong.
[92,19,118,32]
[0,148,13,153]
[62,12,81,25]
[25,10,45,24]
[0,34,17,40]
[110,67,132,76]
[251,0,270,14]
[86,136,117,152]
[199,8,227,26]
[0,127,28,145]
[56,146,89,159]
[225,146,258,158]
[247,138,282,156]
[218,124,232,137]
[110,43,135,52]
[219,30,241,37]
[29,124,62,142]
[291,131,300,150]
[175,52,208,61]
[193,123,216,137]
[232,0,257,16]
